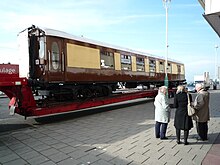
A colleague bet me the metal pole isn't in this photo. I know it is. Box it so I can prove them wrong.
[162,0,171,89]
[215,45,218,81]
[164,5,169,87]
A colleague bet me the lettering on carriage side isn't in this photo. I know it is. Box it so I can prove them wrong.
[0,67,16,74]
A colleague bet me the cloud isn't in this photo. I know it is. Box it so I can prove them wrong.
[174,3,200,8]
[187,59,213,66]
[184,58,215,81]
[0,2,123,33]
[0,0,165,35]
[0,0,139,63]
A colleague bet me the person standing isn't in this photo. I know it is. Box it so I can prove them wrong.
[173,85,193,145]
[154,86,170,140]
[193,83,210,141]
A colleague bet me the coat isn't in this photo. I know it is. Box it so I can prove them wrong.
[154,92,170,123]
[173,92,193,130]
[193,89,210,122]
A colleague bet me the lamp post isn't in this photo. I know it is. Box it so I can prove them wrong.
[162,0,171,89]
[215,45,218,81]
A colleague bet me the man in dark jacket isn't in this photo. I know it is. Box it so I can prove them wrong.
[193,83,210,141]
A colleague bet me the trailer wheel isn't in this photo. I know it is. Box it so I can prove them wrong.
[77,88,93,99]
[102,86,112,96]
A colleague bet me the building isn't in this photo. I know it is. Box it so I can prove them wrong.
[198,0,220,37]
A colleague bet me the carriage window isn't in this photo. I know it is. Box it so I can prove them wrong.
[121,54,131,70]
[167,63,171,73]
[149,59,156,72]
[100,51,114,69]
[136,57,145,72]
[177,65,181,73]
[159,61,164,73]
[39,37,45,59]
[149,59,156,76]
[51,42,60,70]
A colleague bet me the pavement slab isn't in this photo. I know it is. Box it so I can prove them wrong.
[0,90,220,165]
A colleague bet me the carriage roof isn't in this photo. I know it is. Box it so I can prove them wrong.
[37,26,182,64]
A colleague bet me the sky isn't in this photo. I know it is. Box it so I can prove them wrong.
[0,0,220,82]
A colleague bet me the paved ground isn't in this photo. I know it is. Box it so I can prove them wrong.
[0,90,220,165]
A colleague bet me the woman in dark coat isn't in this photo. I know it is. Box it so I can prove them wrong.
[173,85,193,145]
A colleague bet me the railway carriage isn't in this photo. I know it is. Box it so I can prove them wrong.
[19,25,185,101]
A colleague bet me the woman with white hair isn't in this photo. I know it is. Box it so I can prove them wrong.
[154,86,170,140]
[173,85,193,145]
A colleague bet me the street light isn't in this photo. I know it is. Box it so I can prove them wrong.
[162,0,171,88]
[215,45,218,81]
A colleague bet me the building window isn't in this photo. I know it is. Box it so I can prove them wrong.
[51,42,60,70]
[100,50,114,69]
[136,57,145,72]
[121,54,131,70]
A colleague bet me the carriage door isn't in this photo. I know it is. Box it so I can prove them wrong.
[47,37,65,82]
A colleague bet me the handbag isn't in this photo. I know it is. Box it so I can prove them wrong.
[187,93,195,116]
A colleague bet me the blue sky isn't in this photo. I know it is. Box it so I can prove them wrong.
[0,0,219,82]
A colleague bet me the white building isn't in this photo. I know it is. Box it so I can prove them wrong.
[198,0,220,37]
[198,0,220,83]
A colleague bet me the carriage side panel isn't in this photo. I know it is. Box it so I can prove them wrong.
[67,43,100,69]
[114,52,121,71]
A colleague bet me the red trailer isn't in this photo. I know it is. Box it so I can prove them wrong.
[0,64,167,118]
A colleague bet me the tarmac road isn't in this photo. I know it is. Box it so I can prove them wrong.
[0,97,11,119]
[0,96,153,133]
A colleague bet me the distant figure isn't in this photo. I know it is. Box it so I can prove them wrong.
[193,83,210,141]
[154,86,170,140]
[173,85,193,145]
[213,82,217,90]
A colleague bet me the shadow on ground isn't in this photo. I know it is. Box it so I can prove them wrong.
[34,98,153,124]
[0,124,32,133]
